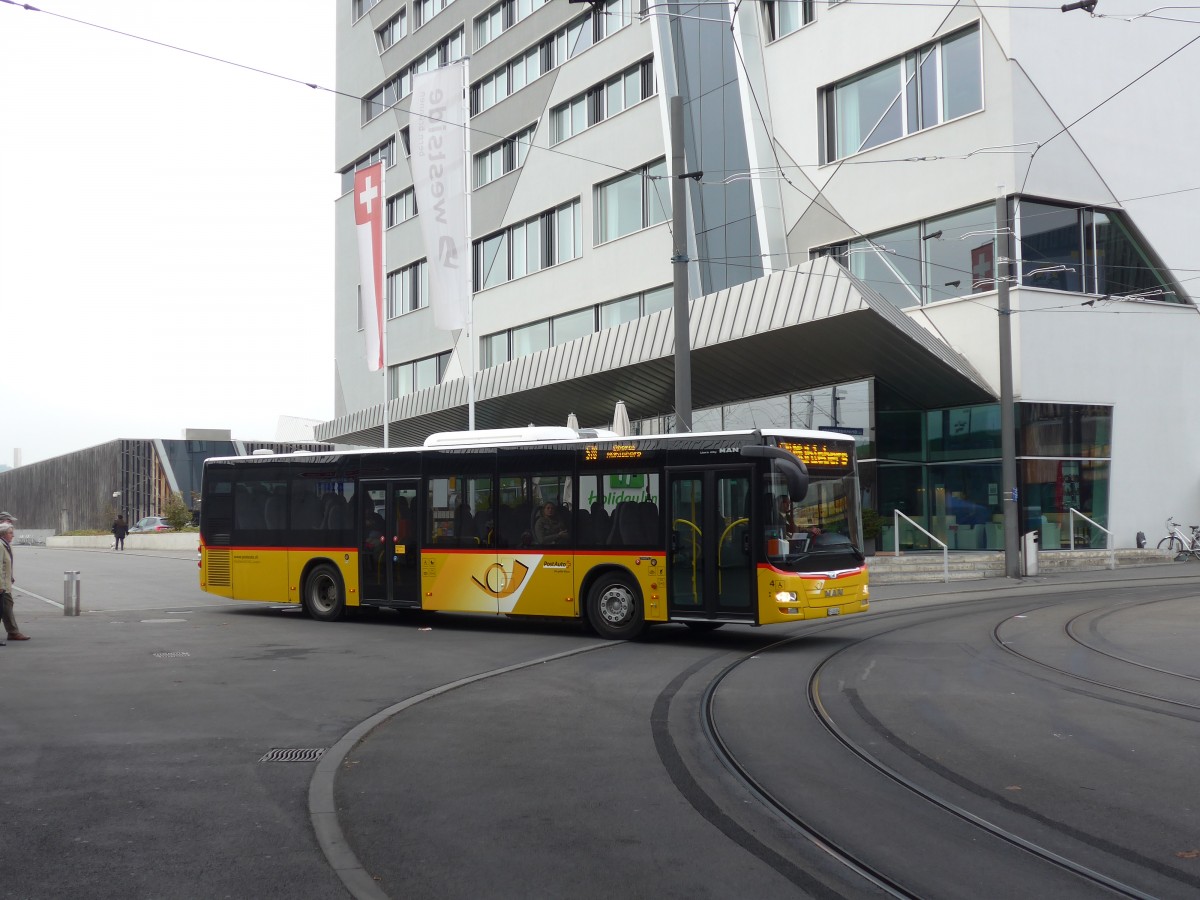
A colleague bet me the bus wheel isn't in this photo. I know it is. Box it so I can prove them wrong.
[303,564,346,622]
[587,573,647,640]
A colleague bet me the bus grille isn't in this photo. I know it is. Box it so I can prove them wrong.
[207,548,231,586]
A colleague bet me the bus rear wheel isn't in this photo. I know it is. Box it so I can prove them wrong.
[303,563,346,622]
[587,572,647,640]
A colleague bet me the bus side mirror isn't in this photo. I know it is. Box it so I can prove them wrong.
[739,446,810,500]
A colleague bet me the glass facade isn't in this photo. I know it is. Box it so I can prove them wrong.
[639,383,1113,552]
[816,198,1183,308]
[664,3,762,293]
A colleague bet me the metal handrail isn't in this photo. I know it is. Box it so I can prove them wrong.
[1067,508,1114,570]
[893,510,949,583]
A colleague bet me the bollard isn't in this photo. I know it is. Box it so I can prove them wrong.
[63,570,81,616]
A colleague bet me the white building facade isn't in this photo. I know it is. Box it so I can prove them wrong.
[322,0,1200,551]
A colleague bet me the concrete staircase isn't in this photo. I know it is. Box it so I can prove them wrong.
[866,548,1174,584]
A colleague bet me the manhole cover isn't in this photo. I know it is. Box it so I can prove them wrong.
[259,748,326,763]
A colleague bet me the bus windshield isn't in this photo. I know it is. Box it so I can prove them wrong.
[765,466,864,572]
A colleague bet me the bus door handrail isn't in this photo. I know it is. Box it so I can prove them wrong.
[1067,508,1114,570]
[718,517,748,593]
[673,518,701,599]
[893,510,949,583]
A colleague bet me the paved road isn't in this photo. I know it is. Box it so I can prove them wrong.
[3,548,1198,899]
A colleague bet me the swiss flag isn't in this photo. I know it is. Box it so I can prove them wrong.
[354,164,385,372]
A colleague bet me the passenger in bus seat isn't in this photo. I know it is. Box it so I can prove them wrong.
[534,502,569,545]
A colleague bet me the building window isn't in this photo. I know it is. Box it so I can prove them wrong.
[363,27,465,124]
[814,198,1183,306]
[594,159,669,244]
[474,0,550,49]
[552,308,594,345]
[764,1,812,40]
[821,24,981,162]
[482,283,670,367]
[386,187,417,227]
[512,320,550,357]
[472,199,582,291]
[551,59,654,145]
[470,1,634,116]
[340,139,396,195]
[849,226,923,309]
[376,10,407,51]
[389,350,451,398]
[1019,200,1180,301]
[386,259,429,318]
[414,0,456,29]
[816,204,995,306]
[472,123,537,189]
[353,0,383,21]
[482,332,510,368]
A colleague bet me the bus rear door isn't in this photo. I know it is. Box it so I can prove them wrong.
[666,468,755,622]
[360,479,421,607]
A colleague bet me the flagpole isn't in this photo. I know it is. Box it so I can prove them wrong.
[382,156,390,449]
[463,58,475,432]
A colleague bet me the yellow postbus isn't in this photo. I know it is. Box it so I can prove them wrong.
[198,427,868,638]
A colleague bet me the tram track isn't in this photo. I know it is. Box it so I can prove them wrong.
[696,588,1194,899]
[993,593,1200,714]
[317,573,1200,900]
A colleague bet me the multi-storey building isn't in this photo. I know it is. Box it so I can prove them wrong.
[322,0,1200,551]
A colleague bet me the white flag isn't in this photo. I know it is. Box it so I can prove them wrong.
[353,163,385,371]
[411,64,469,332]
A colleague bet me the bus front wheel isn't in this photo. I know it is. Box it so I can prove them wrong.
[587,572,647,640]
[303,563,346,622]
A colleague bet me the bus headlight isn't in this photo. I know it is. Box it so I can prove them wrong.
[775,591,797,603]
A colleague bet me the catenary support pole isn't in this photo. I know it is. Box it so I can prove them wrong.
[670,95,692,433]
[997,194,1021,578]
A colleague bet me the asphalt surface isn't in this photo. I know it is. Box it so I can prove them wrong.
[3,547,1198,899]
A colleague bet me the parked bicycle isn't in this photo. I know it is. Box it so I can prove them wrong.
[1157,517,1200,560]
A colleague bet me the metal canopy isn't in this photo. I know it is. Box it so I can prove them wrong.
[317,257,995,447]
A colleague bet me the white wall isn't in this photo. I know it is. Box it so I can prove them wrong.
[1017,293,1200,547]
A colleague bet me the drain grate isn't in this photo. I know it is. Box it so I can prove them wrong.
[260,748,326,763]
[152,651,191,658]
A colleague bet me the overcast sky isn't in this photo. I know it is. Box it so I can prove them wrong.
[0,1,335,466]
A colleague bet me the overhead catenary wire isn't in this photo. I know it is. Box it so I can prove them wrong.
[7,0,1194,303]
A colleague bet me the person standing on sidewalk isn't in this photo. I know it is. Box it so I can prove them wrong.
[112,514,129,551]
[1,520,29,641]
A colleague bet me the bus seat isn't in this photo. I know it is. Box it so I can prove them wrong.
[638,501,659,544]
[607,501,632,546]
[590,502,610,540]
[263,495,286,530]
[576,509,592,544]
[321,494,348,530]
[498,506,521,548]
[293,490,322,530]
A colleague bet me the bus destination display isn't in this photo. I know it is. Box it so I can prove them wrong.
[584,444,644,462]
[777,440,852,472]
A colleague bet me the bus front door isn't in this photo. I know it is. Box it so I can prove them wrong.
[667,469,755,621]
[360,480,420,607]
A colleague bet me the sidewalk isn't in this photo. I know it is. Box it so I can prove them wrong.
[868,558,1196,602]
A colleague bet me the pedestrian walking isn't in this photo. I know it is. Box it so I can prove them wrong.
[1,520,29,641]
[112,514,129,551]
